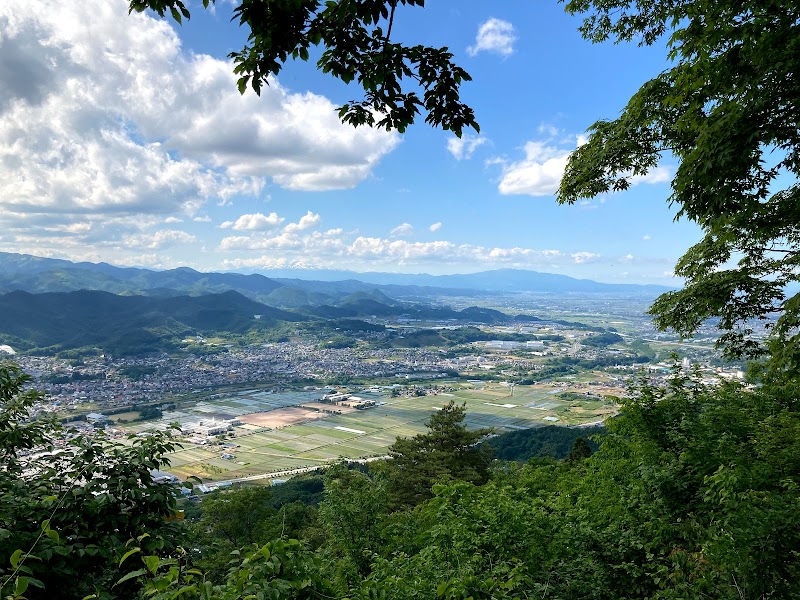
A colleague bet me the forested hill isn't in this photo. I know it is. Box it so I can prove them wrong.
[0,289,304,355]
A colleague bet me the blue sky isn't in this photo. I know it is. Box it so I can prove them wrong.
[0,0,702,284]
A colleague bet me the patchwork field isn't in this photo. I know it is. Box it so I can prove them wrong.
[126,380,620,482]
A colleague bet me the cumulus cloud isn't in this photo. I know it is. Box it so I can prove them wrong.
[446,134,487,160]
[390,223,414,237]
[429,222,443,233]
[571,251,600,264]
[123,229,196,250]
[467,18,516,57]
[0,0,399,245]
[284,211,321,233]
[642,234,652,240]
[498,141,573,196]
[498,135,671,197]
[220,212,284,231]
[217,227,605,273]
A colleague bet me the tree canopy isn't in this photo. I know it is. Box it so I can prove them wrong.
[2,355,800,598]
[385,400,492,508]
[0,363,182,599]
[129,0,478,136]
[557,0,800,378]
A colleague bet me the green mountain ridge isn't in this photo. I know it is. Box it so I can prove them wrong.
[0,252,673,303]
[0,289,305,355]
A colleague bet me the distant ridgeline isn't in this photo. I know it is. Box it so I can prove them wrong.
[0,251,667,357]
[0,251,671,302]
[0,288,597,357]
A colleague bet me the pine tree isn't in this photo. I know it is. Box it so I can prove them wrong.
[386,401,491,509]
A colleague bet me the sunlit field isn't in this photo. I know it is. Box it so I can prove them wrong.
[124,380,620,481]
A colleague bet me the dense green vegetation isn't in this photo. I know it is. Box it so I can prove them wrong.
[521,355,650,382]
[4,360,799,599]
[0,364,183,599]
[302,301,533,324]
[486,425,604,461]
[581,332,624,347]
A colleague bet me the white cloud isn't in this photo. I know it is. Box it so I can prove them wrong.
[390,223,414,237]
[498,141,573,196]
[0,0,400,245]
[446,134,487,160]
[631,167,671,185]
[193,215,212,223]
[467,18,516,57]
[429,222,443,233]
[642,234,652,241]
[284,211,321,233]
[218,228,604,272]
[498,135,671,197]
[164,216,183,223]
[537,123,560,137]
[221,212,284,231]
[571,251,600,264]
[124,229,196,250]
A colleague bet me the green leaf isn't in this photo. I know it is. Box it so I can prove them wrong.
[115,568,148,587]
[9,549,23,568]
[143,554,160,575]
[119,547,141,567]
[14,576,29,596]
[25,577,44,590]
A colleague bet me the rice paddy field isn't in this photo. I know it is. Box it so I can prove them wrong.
[125,379,621,481]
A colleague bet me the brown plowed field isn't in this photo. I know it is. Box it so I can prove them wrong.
[239,407,327,428]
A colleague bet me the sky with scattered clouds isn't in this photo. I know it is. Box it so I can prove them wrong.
[0,0,701,284]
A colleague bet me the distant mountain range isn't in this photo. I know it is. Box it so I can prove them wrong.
[0,252,672,303]
[0,252,662,356]
[268,268,672,295]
